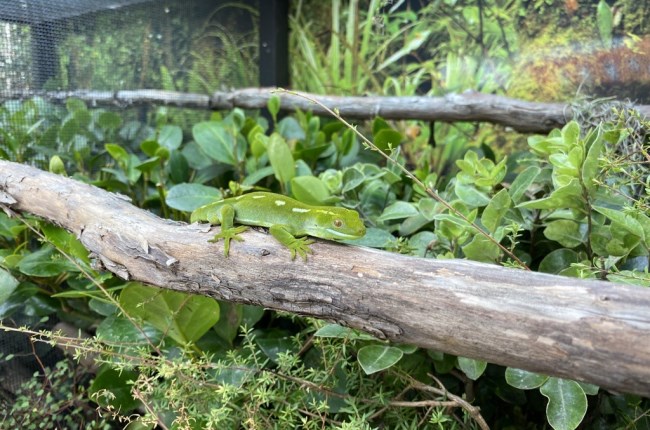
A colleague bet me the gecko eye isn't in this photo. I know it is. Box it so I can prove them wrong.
[333,219,343,228]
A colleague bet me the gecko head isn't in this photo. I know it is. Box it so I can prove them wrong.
[310,207,366,240]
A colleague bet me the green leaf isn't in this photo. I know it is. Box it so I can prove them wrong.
[417,198,438,221]
[192,121,237,165]
[345,227,397,248]
[505,367,549,389]
[140,139,159,157]
[597,0,613,48]
[59,118,79,144]
[577,382,599,396]
[105,143,130,167]
[457,357,487,380]
[562,121,581,148]
[40,223,90,264]
[135,156,160,173]
[119,283,220,345]
[242,166,274,186]
[212,301,243,344]
[517,180,584,210]
[462,234,501,263]
[540,378,587,430]
[455,182,491,207]
[268,133,295,185]
[0,269,19,304]
[158,125,182,150]
[357,345,404,374]
[168,150,190,184]
[314,323,376,340]
[98,111,122,130]
[166,183,222,212]
[95,314,162,346]
[544,220,584,248]
[373,129,403,153]
[17,246,78,277]
[538,249,580,274]
[482,189,512,233]
[267,94,281,123]
[581,132,604,195]
[89,365,140,412]
[509,166,541,203]
[254,329,296,363]
[277,117,305,141]
[372,117,391,135]
[593,206,645,239]
[378,201,419,221]
[291,176,331,205]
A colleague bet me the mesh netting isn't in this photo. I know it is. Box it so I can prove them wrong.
[0,0,260,94]
[0,0,261,399]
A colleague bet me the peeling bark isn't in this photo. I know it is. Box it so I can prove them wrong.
[1,160,649,396]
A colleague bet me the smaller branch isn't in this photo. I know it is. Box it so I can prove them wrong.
[3,88,640,134]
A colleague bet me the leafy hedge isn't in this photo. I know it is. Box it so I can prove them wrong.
[0,97,648,429]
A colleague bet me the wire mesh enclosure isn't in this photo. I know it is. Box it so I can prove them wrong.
[0,0,261,94]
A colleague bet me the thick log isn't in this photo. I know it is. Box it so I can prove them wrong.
[1,159,649,396]
[3,88,649,133]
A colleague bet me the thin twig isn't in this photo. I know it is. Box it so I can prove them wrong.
[274,88,530,270]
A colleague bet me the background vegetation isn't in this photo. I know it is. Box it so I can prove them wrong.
[0,0,649,429]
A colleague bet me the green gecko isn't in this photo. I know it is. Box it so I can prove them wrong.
[191,192,366,260]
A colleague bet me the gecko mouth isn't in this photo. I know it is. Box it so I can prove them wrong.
[325,229,364,240]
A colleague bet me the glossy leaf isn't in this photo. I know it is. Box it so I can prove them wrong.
[357,344,403,374]
[544,220,584,248]
[455,182,491,207]
[268,133,295,185]
[267,94,281,123]
[517,180,583,210]
[89,365,140,412]
[482,189,511,233]
[40,223,90,264]
[378,201,419,221]
[158,125,182,150]
[505,367,549,389]
[373,129,403,152]
[457,357,487,380]
[0,268,19,304]
[119,283,220,346]
[105,143,130,167]
[97,111,122,129]
[538,249,580,274]
[291,176,331,205]
[593,206,645,239]
[540,378,587,430]
[17,246,78,277]
[509,165,541,203]
[462,234,501,263]
[314,323,376,340]
[192,121,237,165]
[597,0,613,48]
[581,132,604,194]
[166,183,222,212]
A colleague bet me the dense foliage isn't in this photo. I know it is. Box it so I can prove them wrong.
[0,94,648,429]
[1,0,649,428]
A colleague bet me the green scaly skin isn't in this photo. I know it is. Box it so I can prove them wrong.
[191,192,366,260]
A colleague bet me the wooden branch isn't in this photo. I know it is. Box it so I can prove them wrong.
[1,160,649,397]
[4,88,650,133]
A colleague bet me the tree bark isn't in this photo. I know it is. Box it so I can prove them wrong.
[4,88,650,133]
[1,160,649,397]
